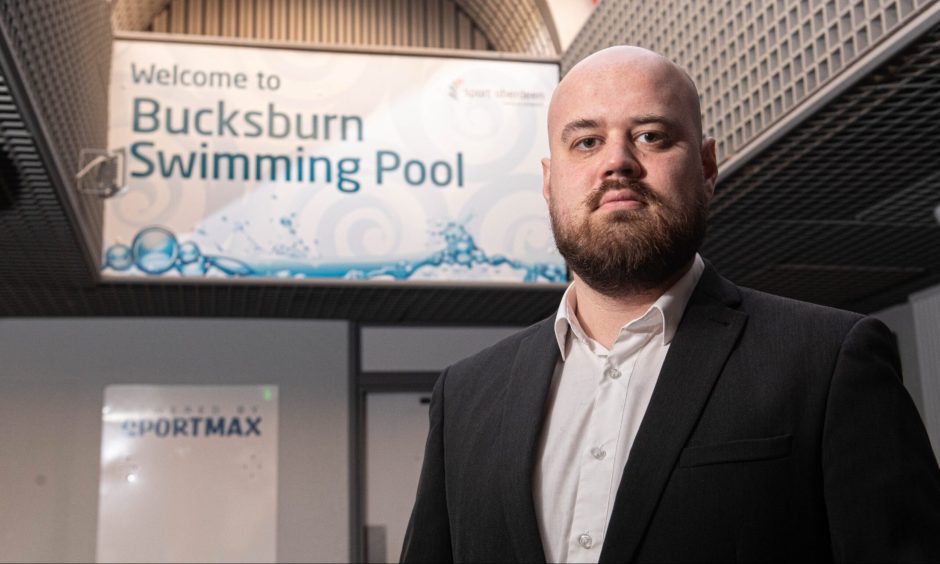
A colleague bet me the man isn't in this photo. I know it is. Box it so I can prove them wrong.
[401,46,940,563]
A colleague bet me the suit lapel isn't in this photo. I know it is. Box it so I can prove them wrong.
[600,266,748,563]
[498,317,559,564]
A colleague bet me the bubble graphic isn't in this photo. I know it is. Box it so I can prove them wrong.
[131,227,179,274]
[106,244,133,271]
[178,258,208,276]
[179,242,201,264]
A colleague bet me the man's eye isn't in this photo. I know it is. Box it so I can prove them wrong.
[637,132,667,144]
[574,137,600,149]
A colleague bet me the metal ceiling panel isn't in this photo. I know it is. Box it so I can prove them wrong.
[1,0,938,321]
[705,23,940,311]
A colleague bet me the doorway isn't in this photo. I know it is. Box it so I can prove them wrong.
[363,391,433,563]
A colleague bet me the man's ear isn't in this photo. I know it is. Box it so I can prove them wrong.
[541,158,551,202]
[701,138,718,201]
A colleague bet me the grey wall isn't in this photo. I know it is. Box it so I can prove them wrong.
[873,301,925,418]
[361,326,523,372]
[874,282,940,461]
[0,318,349,563]
[359,325,526,564]
[910,285,940,459]
[0,292,936,564]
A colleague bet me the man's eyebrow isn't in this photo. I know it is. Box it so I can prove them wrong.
[632,114,679,130]
[559,115,681,143]
[560,119,600,143]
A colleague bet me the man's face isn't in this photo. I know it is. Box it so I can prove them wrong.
[542,50,718,296]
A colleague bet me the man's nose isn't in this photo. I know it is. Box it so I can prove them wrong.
[603,141,643,179]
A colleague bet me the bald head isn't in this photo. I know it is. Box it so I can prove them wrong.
[548,46,704,145]
[540,45,718,299]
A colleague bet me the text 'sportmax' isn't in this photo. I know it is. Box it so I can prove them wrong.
[121,416,263,438]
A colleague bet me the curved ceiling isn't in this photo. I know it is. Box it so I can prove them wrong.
[110,0,558,56]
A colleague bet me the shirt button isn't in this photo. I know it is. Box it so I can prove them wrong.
[590,447,607,460]
[578,533,594,549]
[605,367,621,380]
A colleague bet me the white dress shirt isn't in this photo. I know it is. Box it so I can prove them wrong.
[533,254,705,563]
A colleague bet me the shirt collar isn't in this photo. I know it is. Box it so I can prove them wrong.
[553,254,705,360]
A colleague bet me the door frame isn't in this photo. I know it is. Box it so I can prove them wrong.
[349,322,439,562]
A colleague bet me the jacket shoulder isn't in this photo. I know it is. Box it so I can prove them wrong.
[737,285,864,327]
[731,284,895,356]
[698,261,867,336]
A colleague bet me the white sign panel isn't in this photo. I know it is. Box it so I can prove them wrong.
[103,39,564,284]
[97,385,278,563]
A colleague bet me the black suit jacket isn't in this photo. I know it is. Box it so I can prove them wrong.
[401,264,940,562]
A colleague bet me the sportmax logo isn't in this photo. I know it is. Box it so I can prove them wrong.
[121,416,263,438]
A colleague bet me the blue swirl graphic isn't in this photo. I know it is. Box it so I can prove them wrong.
[103,222,565,283]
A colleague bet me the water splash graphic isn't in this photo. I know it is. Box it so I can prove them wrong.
[104,226,254,277]
[103,222,565,283]
[272,214,313,259]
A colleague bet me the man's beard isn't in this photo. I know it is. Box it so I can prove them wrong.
[549,178,708,296]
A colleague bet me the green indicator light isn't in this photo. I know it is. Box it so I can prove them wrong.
[263,388,273,401]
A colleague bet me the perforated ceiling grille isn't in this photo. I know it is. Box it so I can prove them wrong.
[0,0,111,294]
[564,0,932,161]
[736,264,924,305]
[0,281,565,323]
[111,0,168,32]
[702,21,940,311]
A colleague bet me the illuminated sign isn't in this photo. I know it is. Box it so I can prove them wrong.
[103,39,565,284]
